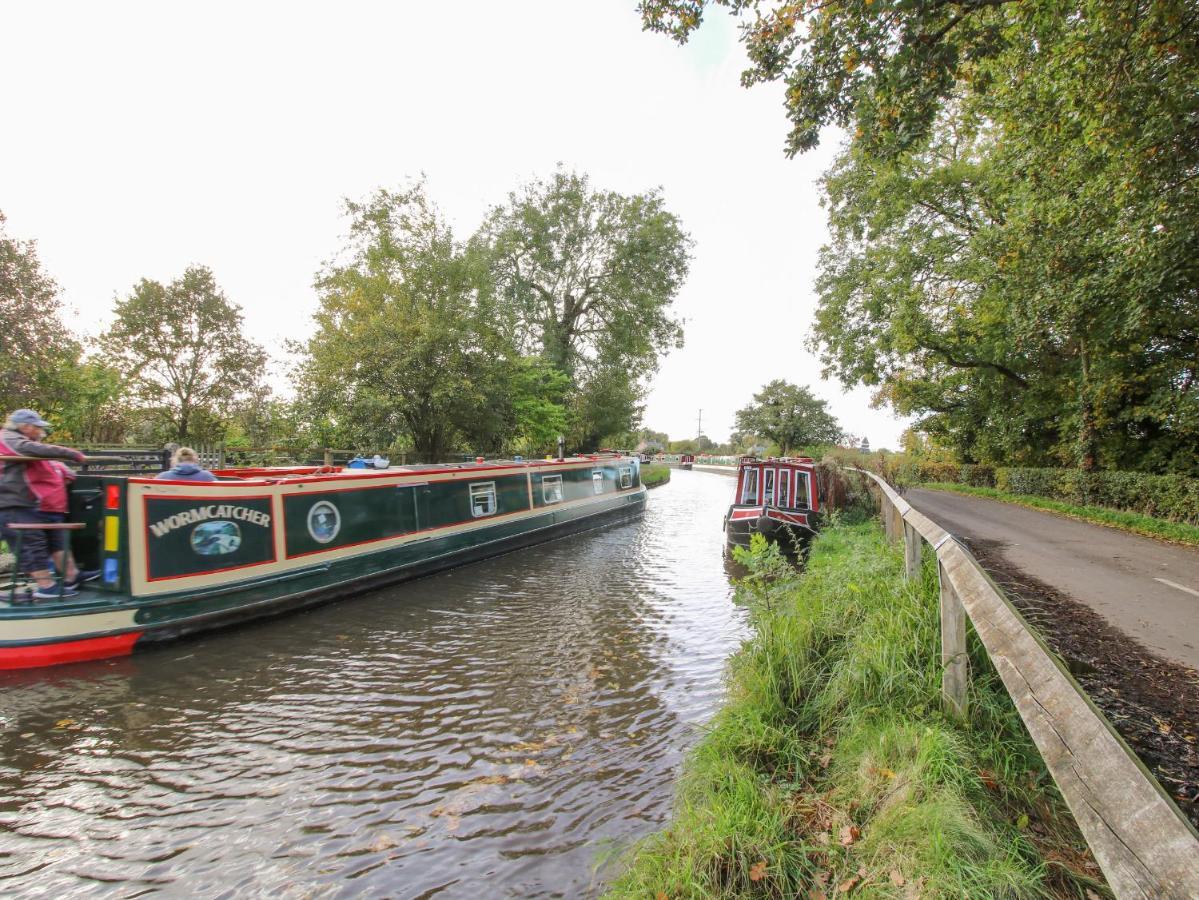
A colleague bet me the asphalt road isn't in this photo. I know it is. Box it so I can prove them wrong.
[906,488,1199,672]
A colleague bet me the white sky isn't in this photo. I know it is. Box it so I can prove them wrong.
[1,1,910,449]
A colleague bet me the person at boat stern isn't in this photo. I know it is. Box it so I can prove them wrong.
[156,447,217,482]
[0,409,96,599]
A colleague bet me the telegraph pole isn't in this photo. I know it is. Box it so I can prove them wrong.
[696,409,703,442]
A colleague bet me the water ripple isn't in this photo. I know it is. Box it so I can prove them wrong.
[0,472,745,898]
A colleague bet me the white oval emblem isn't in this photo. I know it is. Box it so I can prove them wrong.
[307,501,341,544]
[190,520,242,556]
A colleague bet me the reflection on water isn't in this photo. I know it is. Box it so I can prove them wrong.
[0,472,745,898]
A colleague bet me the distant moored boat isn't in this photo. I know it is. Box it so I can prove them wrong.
[724,456,822,555]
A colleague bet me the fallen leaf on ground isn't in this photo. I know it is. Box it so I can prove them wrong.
[815,831,831,845]
[839,824,860,846]
[808,891,827,900]
[889,870,905,886]
[819,753,833,769]
[656,892,668,900]
[749,860,768,882]
[837,874,860,894]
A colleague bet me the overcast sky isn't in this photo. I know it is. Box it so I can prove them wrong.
[1,1,910,449]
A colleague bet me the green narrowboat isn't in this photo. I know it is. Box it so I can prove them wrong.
[0,454,647,670]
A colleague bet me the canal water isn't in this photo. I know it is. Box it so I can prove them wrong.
[0,471,746,898]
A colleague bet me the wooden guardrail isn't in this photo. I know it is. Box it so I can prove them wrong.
[852,468,1199,898]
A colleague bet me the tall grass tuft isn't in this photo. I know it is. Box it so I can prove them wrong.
[606,523,1107,898]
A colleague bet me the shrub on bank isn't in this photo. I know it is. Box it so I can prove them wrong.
[607,524,1105,898]
[995,468,1199,525]
[896,461,1199,525]
[640,464,671,488]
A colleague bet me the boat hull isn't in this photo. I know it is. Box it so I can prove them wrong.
[724,505,819,556]
[1,488,646,670]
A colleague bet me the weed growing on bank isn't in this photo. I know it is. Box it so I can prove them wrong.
[606,523,1107,898]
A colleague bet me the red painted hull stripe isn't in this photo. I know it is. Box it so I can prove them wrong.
[0,632,142,670]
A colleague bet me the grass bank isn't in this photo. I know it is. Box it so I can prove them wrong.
[642,464,671,489]
[607,522,1106,898]
[920,482,1199,547]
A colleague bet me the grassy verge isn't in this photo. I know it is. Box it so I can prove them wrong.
[642,464,672,489]
[920,482,1199,547]
[607,522,1106,898]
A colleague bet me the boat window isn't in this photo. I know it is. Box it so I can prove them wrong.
[763,468,775,505]
[543,475,564,504]
[778,469,791,507]
[470,482,497,517]
[618,466,633,489]
[593,470,604,494]
[741,468,758,504]
[793,471,811,509]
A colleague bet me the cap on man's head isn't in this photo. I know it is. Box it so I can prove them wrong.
[10,409,51,429]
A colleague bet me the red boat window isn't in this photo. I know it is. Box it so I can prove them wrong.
[778,469,791,508]
[763,468,775,505]
[740,468,759,504]
[794,471,812,509]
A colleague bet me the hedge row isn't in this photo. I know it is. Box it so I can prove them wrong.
[895,462,1199,525]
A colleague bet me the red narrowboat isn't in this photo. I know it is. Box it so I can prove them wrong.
[680,454,694,471]
[724,456,822,554]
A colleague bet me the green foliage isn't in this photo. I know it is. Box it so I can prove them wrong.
[295,185,516,460]
[643,0,1199,477]
[100,265,268,444]
[901,460,1199,525]
[479,168,691,375]
[608,523,1102,897]
[0,211,81,418]
[639,0,1015,158]
[734,380,843,457]
[54,360,133,444]
[809,4,1199,475]
[921,483,1199,545]
[640,463,671,488]
[478,169,692,447]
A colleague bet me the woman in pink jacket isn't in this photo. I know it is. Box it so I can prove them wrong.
[0,409,97,600]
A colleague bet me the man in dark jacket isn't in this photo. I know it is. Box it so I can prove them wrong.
[0,409,94,599]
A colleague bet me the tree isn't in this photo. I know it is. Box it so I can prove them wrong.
[640,0,1017,158]
[811,3,1199,473]
[100,266,268,443]
[0,211,81,417]
[295,185,540,461]
[734,380,843,456]
[476,170,691,449]
[479,169,692,374]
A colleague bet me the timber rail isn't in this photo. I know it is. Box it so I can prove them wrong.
[852,468,1199,898]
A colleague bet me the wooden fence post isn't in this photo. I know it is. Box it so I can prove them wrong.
[939,557,969,719]
[903,521,922,581]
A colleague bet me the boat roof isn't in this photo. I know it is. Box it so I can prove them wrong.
[738,456,817,467]
[131,453,637,486]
